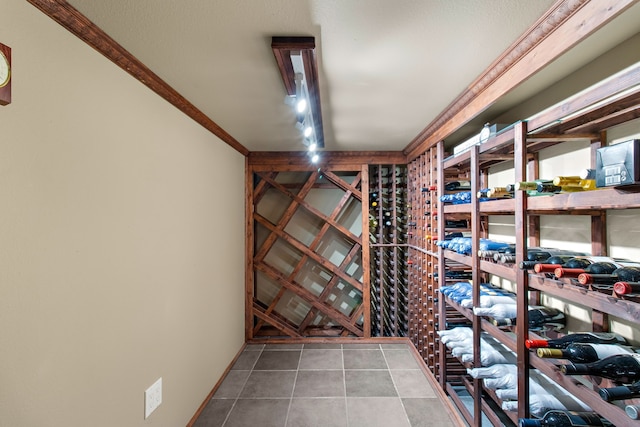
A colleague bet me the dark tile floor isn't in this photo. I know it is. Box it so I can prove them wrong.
[193,342,457,427]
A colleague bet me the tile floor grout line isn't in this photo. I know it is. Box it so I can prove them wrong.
[381,343,414,427]
[222,344,264,427]
[282,344,304,427]
[341,343,350,427]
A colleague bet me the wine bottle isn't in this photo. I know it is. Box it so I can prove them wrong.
[520,254,585,270]
[473,303,518,319]
[487,187,514,198]
[477,188,491,198]
[576,273,618,286]
[518,410,612,427]
[614,281,640,295]
[578,267,640,286]
[514,180,553,191]
[514,180,562,196]
[554,262,619,279]
[503,248,584,265]
[445,180,471,191]
[493,306,565,331]
[626,405,640,420]
[561,353,640,383]
[554,257,640,278]
[599,380,640,401]
[553,175,597,191]
[537,342,636,363]
[444,219,468,228]
[536,182,585,194]
[503,395,592,419]
[526,332,628,349]
[535,258,592,274]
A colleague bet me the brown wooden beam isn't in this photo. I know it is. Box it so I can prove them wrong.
[248,151,407,168]
[253,303,303,338]
[27,0,249,156]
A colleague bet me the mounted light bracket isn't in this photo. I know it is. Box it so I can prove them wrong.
[272,36,325,149]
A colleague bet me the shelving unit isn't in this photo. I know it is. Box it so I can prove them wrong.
[409,63,640,426]
[369,164,409,337]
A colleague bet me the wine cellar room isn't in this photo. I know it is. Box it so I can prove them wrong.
[5,1,640,427]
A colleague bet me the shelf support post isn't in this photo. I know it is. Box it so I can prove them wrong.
[470,145,482,427]
[515,121,530,419]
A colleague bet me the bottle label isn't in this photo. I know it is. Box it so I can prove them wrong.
[576,331,627,345]
[591,343,633,358]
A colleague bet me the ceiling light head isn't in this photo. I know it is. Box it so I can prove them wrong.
[311,153,319,163]
[296,98,307,114]
[308,141,317,152]
[303,126,313,138]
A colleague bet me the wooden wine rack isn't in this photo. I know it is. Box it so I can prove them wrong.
[246,151,406,340]
[422,62,640,427]
[249,165,367,338]
[369,164,409,337]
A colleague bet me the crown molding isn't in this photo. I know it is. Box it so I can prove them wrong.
[404,0,638,161]
[26,0,249,156]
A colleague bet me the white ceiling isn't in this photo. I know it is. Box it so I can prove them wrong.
[65,0,640,153]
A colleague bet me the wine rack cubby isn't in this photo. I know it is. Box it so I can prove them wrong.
[369,164,409,337]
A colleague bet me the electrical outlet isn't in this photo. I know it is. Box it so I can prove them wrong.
[145,377,162,419]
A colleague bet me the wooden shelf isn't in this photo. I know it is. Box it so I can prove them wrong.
[526,187,640,213]
[528,273,640,324]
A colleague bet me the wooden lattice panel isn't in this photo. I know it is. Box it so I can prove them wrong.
[249,168,365,338]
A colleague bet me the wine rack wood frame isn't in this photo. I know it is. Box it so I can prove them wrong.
[369,164,409,338]
[246,151,405,340]
[416,62,640,427]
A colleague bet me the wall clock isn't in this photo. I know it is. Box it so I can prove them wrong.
[0,42,11,106]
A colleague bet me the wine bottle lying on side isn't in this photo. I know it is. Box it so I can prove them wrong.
[536,342,638,363]
[525,332,628,349]
[578,267,640,286]
[599,380,640,401]
[561,353,640,384]
[518,410,612,427]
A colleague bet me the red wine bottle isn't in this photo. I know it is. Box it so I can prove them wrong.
[599,380,640,401]
[554,262,618,279]
[614,281,640,295]
[577,273,619,286]
[561,353,640,383]
[519,410,612,427]
[520,255,579,270]
[578,267,640,286]
[536,342,636,363]
[526,332,628,349]
[534,257,591,274]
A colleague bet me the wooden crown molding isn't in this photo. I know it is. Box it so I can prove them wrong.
[404,0,638,161]
[27,0,249,156]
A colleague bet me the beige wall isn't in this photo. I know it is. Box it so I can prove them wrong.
[0,2,246,426]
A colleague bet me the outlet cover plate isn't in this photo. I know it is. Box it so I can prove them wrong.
[145,377,162,419]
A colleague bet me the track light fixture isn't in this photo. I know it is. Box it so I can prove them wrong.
[272,36,324,162]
